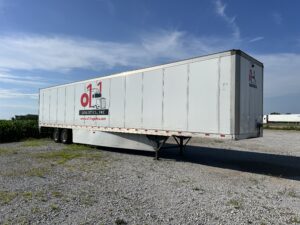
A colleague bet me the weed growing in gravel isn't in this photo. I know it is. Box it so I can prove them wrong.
[278,188,299,198]
[22,192,33,201]
[249,177,259,185]
[228,199,242,209]
[3,216,30,225]
[62,144,94,151]
[79,192,97,206]
[31,206,41,214]
[36,144,102,164]
[278,188,286,196]
[288,216,300,224]
[1,189,54,207]
[263,125,300,131]
[35,191,48,202]
[0,190,53,206]
[52,191,63,198]
[213,139,224,143]
[288,189,298,198]
[0,191,18,205]
[0,147,18,155]
[26,191,48,202]
[21,138,48,147]
[4,167,50,178]
[50,204,60,211]
[25,167,49,177]
[37,151,83,164]
[179,178,191,184]
[0,148,8,154]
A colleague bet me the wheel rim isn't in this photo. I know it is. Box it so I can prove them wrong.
[62,131,67,142]
[54,131,59,140]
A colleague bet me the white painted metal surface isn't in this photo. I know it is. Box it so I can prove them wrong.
[73,130,156,150]
[263,115,268,124]
[264,114,300,123]
[239,55,263,138]
[39,50,264,149]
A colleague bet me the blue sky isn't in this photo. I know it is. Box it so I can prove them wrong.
[0,0,300,119]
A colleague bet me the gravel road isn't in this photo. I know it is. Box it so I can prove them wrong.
[0,129,300,225]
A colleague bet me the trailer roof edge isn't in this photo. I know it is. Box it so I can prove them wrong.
[40,49,263,90]
[231,49,264,67]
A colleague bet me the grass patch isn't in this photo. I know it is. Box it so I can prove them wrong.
[0,191,18,205]
[62,144,94,151]
[288,189,298,198]
[21,138,47,147]
[36,144,102,164]
[0,147,18,155]
[0,147,11,155]
[37,151,83,164]
[213,139,224,143]
[25,167,49,177]
[263,124,300,131]
[35,191,48,202]
[79,193,97,206]
[50,204,60,211]
[278,188,299,198]
[228,199,242,209]
[52,191,63,198]
[0,190,58,206]
[249,177,259,185]
[4,167,50,178]
[179,179,191,184]
[3,216,30,225]
[31,206,41,214]
[22,192,33,201]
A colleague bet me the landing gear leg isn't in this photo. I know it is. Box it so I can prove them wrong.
[147,135,168,160]
[173,136,191,156]
[179,138,184,155]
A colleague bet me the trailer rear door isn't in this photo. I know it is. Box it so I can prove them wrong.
[238,54,263,139]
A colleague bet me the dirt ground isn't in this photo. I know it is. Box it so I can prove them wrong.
[0,129,300,225]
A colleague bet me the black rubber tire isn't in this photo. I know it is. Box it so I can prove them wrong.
[53,128,61,143]
[61,129,72,144]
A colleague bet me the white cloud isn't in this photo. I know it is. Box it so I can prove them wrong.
[0,104,37,110]
[249,36,264,43]
[0,30,299,108]
[256,53,300,98]
[214,0,240,40]
[0,88,38,99]
[0,31,237,73]
[0,73,47,86]
[215,0,226,16]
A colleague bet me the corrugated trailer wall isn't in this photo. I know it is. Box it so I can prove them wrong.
[40,54,233,135]
[39,50,263,140]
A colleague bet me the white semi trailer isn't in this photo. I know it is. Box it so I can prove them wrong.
[39,49,263,159]
[263,114,300,124]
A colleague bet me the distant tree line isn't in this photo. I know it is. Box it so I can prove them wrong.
[0,114,39,143]
[11,114,38,121]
